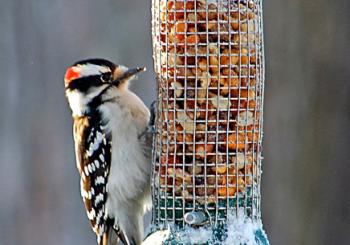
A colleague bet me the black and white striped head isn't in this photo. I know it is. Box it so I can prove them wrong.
[64,58,145,117]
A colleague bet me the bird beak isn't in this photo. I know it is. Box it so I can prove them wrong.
[112,66,146,86]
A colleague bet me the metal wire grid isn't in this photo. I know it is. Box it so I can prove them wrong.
[151,0,264,227]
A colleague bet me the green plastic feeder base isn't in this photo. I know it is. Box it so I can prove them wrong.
[150,188,269,244]
[155,188,254,226]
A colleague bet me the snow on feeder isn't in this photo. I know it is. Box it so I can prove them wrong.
[148,0,269,243]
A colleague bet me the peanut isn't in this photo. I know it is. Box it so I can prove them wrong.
[227,132,246,150]
[177,111,195,132]
[210,95,231,110]
[195,144,214,159]
[171,81,184,97]
[218,187,236,197]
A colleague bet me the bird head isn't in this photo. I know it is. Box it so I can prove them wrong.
[64,58,145,116]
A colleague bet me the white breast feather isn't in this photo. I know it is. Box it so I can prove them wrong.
[98,91,151,220]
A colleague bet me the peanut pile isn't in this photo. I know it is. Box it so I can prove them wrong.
[154,0,262,205]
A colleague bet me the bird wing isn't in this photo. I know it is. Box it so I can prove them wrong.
[73,116,112,245]
[136,101,156,214]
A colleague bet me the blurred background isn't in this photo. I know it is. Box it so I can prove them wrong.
[0,0,349,244]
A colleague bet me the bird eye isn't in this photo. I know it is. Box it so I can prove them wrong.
[100,72,112,83]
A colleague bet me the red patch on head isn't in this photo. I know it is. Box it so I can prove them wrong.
[64,67,80,87]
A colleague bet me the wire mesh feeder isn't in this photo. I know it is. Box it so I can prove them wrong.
[149,0,269,244]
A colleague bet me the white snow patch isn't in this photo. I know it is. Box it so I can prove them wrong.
[224,209,263,245]
[169,210,261,244]
[142,228,171,245]
[180,226,213,244]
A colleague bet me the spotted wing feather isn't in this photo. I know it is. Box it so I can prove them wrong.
[73,116,111,244]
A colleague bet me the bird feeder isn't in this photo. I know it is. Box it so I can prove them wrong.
[149,0,269,243]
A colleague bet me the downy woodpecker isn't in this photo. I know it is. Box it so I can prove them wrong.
[64,58,153,245]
